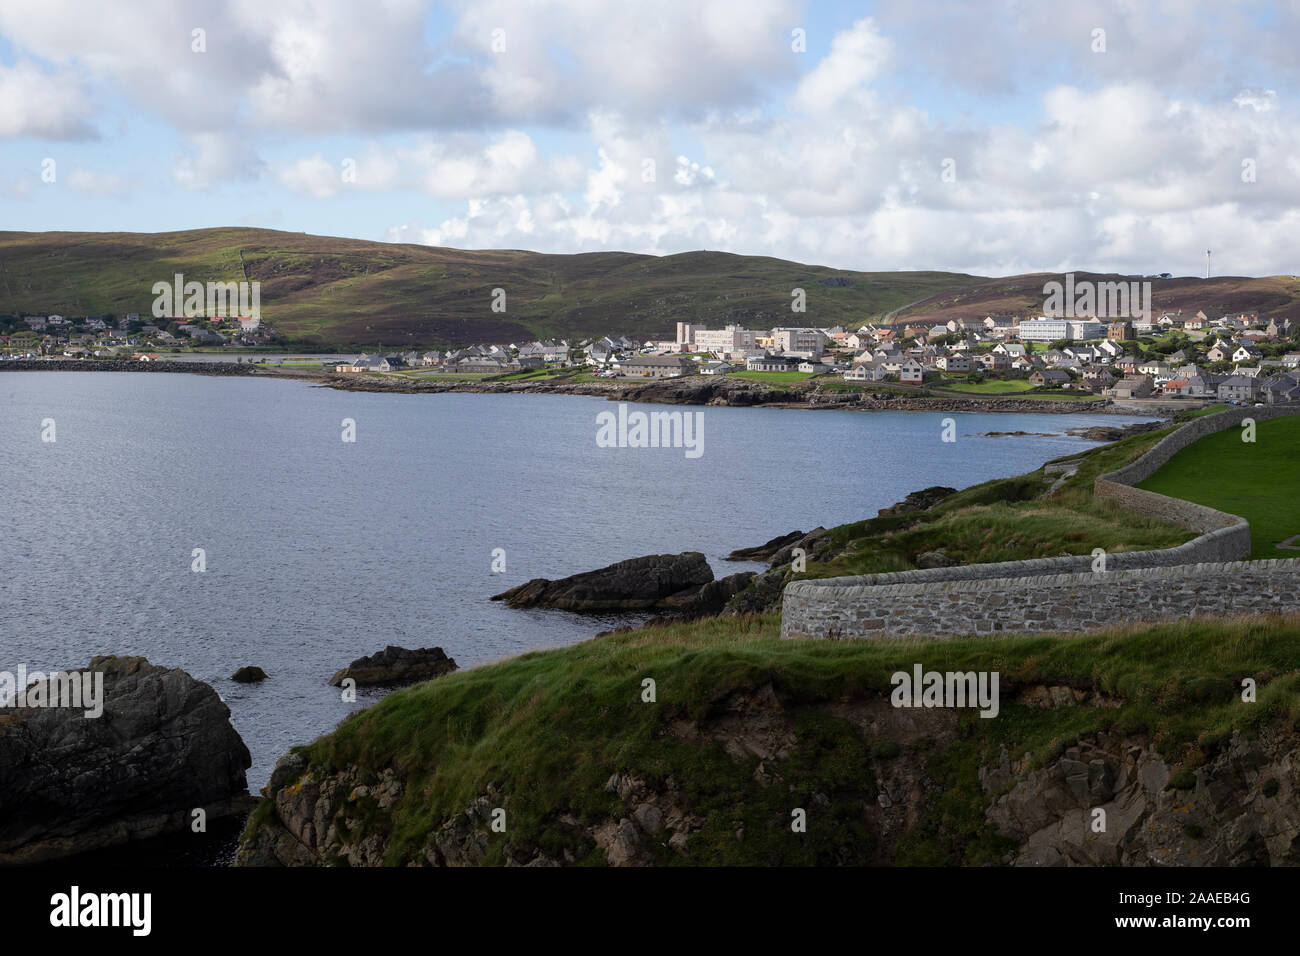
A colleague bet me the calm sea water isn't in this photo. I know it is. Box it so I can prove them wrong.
[1,372,1156,788]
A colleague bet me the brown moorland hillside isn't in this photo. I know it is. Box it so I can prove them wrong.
[890,271,1300,327]
[0,228,977,348]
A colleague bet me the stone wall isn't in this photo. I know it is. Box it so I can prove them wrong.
[782,405,1300,640]
[781,559,1300,640]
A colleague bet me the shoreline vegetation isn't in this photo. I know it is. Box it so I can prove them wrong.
[0,358,1179,414]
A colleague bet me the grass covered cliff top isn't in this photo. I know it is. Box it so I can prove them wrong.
[790,424,1197,580]
[255,610,1300,865]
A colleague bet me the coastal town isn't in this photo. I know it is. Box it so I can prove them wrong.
[5,307,1300,406]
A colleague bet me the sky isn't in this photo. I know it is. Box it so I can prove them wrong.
[1,0,1299,277]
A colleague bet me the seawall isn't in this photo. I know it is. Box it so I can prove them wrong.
[781,405,1300,640]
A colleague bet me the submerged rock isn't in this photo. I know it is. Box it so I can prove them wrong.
[0,656,253,865]
[329,646,458,687]
[491,552,715,612]
[232,666,269,683]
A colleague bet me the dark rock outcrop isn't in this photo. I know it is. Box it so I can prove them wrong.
[491,552,715,612]
[722,564,793,616]
[329,646,458,687]
[876,486,957,517]
[645,571,757,622]
[1066,420,1166,443]
[0,656,253,865]
[232,666,268,683]
[769,527,832,566]
[725,531,804,562]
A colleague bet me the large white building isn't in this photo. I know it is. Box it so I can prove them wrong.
[1016,318,1105,343]
[771,327,828,357]
[690,324,760,358]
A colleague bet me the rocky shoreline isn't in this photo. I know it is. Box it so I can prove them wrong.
[0,358,262,376]
[307,372,1125,413]
[1,360,1144,413]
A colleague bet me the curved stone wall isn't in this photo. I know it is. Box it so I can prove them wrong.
[781,405,1300,640]
[781,558,1300,640]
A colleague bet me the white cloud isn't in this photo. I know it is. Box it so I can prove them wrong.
[173,133,264,190]
[276,154,344,199]
[1234,89,1278,112]
[3,0,1300,277]
[0,61,95,139]
[791,17,891,115]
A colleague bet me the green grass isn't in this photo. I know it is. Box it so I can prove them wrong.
[731,370,817,383]
[929,380,1105,402]
[939,379,1036,394]
[802,426,1195,579]
[815,380,925,395]
[1137,415,1300,558]
[1023,392,1107,402]
[255,611,1300,866]
[1179,403,1229,419]
[494,369,560,381]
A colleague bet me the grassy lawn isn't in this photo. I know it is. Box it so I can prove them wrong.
[731,370,816,383]
[1137,414,1300,558]
[256,609,1300,866]
[816,380,924,395]
[494,369,559,381]
[1179,403,1229,419]
[939,379,1035,394]
[1023,391,1107,402]
[399,370,495,380]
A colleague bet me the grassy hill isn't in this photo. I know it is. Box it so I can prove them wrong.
[0,228,978,348]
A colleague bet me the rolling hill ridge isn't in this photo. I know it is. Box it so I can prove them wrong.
[2,227,1298,348]
[0,228,974,348]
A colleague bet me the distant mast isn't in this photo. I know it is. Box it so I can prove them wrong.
[1206,249,1211,279]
